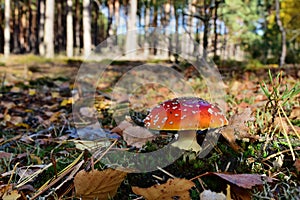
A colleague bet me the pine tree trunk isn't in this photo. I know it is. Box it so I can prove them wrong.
[275,0,286,67]
[4,0,11,57]
[144,0,150,57]
[39,0,45,55]
[74,0,81,56]
[44,0,55,58]
[125,0,137,59]
[66,0,74,57]
[83,0,92,57]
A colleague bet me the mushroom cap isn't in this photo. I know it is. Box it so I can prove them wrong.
[143,97,228,131]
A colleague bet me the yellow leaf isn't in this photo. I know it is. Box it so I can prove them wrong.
[2,190,21,200]
[29,89,36,96]
[51,92,60,98]
[60,98,72,106]
[74,168,127,200]
[132,178,195,200]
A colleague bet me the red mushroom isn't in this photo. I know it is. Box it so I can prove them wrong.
[143,97,228,152]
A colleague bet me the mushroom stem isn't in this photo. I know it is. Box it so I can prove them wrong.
[171,130,201,152]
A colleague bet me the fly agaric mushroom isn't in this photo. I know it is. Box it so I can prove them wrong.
[143,97,228,152]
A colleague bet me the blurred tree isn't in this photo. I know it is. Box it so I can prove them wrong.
[83,0,92,57]
[66,0,74,57]
[4,0,10,57]
[38,0,45,55]
[275,0,286,67]
[125,0,137,58]
[44,0,55,58]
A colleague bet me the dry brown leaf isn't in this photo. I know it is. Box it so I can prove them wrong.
[294,158,300,172]
[132,178,195,200]
[123,126,156,148]
[0,151,13,159]
[221,108,258,151]
[111,120,132,135]
[275,117,300,135]
[74,168,127,200]
[290,106,300,120]
[2,190,20,200]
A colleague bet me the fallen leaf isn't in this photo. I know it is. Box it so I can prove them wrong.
[275,117,300,135]
[0,101,16,109]
[221,108,258,151]
[79,107,97,118]
[210,173,273,189]
[132,178,195,200]
[294,159,300,172]
[111,120,132,135]
[2,190,20,200]
[290,107,300,120]
[74,168,127,200]
[123,126,156,148]
[0,151,13,159]
[199,189,226,200]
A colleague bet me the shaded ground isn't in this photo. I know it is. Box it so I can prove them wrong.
[0,56,299,199]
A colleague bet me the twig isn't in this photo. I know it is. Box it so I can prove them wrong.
[262,147,300,162]
[278,111,295,160]
[157,166,176,179]
[94,139,118,165]
[189,172,210,181]
[279,103,300,140]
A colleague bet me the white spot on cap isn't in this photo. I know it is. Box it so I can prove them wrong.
[183,108,187,112]
[172,106,178,109]
[174,113,179,117]
[181,115,186,120]
[208,108,214,115]
[169,121,174,125]
[191,110,198,114]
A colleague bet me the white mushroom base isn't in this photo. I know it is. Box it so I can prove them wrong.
[171,130,201,152]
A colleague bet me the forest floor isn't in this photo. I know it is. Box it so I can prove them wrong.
[0,55,299,199]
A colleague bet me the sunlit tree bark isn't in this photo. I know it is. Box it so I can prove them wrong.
[275,0,286,67]
[44,0,55,58]
[66,0,74,57]
[125,0,137,58]
[83,0,92,57]
[74,0,81,56]
[4,0,11,57]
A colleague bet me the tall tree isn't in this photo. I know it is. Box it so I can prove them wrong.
[44,0,55,58]
[125,0,137,58]
[39,0,45,55]
[74,0,81,55]
[4,0,11,57]
[66,0,74,57]
[275,0,286,66]
[83,0,92,57]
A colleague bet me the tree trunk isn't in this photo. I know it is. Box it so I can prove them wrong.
[74,0,81,55]
[213,1,219,58]
[83,0,92,57]
[107,0,114,37]
[44,0,55,58]
[39,0,45,55]
[114,0,120,44]
[275,0,286,67]
[66,0,74,57]
[144,0,150,57]
[35,0,41,54]
[12,0,20,53]
[4,0,11,57]
[125,0,137,58]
